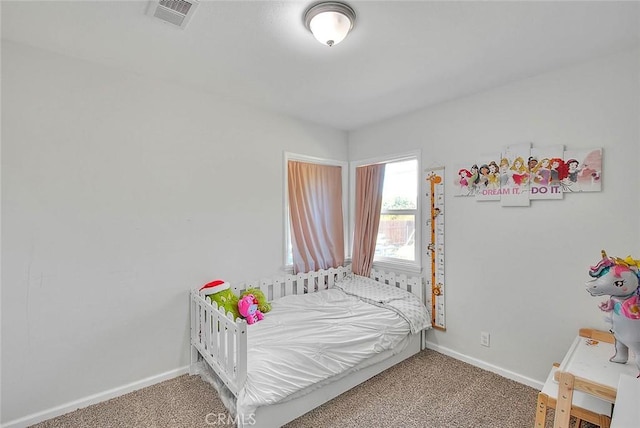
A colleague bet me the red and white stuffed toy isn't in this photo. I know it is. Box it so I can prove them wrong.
[199,280,230,296]
[199,280,240,319]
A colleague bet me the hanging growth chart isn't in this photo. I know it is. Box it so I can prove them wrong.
[425,167,446,330]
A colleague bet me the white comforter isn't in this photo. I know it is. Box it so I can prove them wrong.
[236,275,430,416]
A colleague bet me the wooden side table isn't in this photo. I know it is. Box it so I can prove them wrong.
[535,364,612,428]
[552,329,638,428]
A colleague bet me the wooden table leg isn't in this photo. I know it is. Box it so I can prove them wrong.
[553,372,575,428]
[599,414,611,428]
[534,392,548,428]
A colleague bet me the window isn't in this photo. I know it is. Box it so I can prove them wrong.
[377,158,419,262]
[350,152,420,270]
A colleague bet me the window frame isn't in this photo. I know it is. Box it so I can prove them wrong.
[283,152,349,272]
[349,150,422,274]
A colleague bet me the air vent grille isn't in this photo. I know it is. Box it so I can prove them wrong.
[147,0,199,29]
[158,0,192,16]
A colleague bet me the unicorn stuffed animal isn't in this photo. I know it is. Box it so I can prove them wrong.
[586,250,640,376]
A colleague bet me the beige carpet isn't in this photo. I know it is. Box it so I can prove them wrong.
[31,349,590,428]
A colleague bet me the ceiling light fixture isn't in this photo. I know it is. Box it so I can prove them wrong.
[304,2,356,47]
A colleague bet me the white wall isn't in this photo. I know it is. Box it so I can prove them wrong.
[0,41,348,425]
[2,39,638,427]
[349,48,640,387]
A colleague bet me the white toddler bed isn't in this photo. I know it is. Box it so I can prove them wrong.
[190,265,430,428]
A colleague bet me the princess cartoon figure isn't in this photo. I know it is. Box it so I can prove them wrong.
[550,158,568,184]
[499,158,511,187]
[509,156,529,186]
[566,159,583,183]
[487,161,500,189]
[478,164,490,188]
[532,158,551,185]
[564,158,584,192]
[458,168,471,188]
[467,164,480,194]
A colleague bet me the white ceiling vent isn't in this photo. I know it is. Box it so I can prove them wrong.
[147,0,199,29]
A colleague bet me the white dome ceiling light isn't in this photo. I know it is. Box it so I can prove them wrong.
[304,2,356,47]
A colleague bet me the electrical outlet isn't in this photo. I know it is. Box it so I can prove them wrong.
[480,332,490,347]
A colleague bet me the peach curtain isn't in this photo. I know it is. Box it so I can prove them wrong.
[288,161,345,274]
[352,163,385,277]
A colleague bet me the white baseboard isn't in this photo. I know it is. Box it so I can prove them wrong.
[425,341,544,391]
[2,366,190,428]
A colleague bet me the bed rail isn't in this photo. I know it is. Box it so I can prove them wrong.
[232,264,351,301]
[190,290,247,396]
[369,267,423,303]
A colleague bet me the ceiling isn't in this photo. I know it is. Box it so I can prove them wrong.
[2,1,639,131]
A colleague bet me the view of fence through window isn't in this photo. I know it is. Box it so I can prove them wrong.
[375,158,418,261]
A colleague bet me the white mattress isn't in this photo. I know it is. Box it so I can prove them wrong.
[235,282,429,416]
